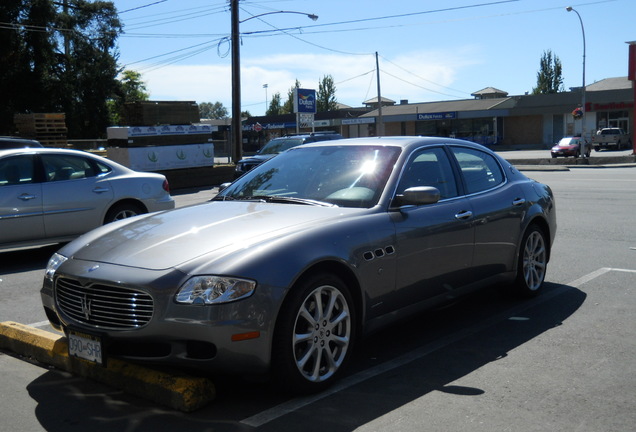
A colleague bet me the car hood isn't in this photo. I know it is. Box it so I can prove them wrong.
[70,201,357,271]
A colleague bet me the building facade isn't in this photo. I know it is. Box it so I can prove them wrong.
[242,77,634,150]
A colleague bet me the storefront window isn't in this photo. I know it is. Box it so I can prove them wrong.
[414,118,498,145]
[595,110,630,132]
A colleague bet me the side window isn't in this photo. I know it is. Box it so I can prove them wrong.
[0,155,35,186]
[397,147,458,199]
[41,154,97,182]
[94,160,111,175]
[450,147,504,194]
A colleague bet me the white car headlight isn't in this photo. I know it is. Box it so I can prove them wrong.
[45,253,68,282]
[176,276,256,305]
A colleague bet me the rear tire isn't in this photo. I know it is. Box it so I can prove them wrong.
[513,224,548,297]
[273,272,355,394]
[104,202,145,224]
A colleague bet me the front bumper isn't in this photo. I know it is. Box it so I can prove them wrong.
[40,260,276,374]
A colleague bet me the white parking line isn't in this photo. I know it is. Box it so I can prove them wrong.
[240,267,635,427]
[27,320,53,328]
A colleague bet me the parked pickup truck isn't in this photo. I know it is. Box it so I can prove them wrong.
[592,128,631,151]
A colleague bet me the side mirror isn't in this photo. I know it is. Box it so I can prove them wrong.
[219,182,232,192]
[394,186,441,207]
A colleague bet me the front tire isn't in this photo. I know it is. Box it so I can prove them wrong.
[273,273,355,394]
[514,224,548,297]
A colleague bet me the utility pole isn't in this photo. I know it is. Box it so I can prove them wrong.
[231,0,242,163]
[375,52,384,136]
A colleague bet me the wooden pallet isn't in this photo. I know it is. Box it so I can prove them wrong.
[13,113,68,147]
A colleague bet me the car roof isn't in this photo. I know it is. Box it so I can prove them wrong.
[0,137,43,149]
[298,136,492,153]
[0,147,120,166]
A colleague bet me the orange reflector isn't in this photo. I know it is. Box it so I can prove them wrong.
[231,331,260,342]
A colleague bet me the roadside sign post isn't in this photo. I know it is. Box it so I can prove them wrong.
[628,41,636,155]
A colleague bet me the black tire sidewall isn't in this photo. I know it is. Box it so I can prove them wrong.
[105,203,144,224]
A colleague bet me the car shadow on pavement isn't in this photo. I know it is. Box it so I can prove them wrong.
[2,244,61,274]
[24,282,585,432]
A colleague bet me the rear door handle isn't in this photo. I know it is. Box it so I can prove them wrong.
[92,187,110,194]
[455,210,473,220]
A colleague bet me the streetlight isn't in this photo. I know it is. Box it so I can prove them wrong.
[263,83,268,112]
[230,1,318,163]
[566,6,587,157]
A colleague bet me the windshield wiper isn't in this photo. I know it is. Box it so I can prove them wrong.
[248,195,337,207]
[213,194,336,207]
[211,195,236,201]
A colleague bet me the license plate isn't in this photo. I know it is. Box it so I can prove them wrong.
[68,330,103,365]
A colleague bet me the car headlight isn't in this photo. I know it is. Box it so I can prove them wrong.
[45,253,68,282]
[176,276,256,305]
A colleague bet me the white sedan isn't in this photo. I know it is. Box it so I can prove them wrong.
[0,147,175,251]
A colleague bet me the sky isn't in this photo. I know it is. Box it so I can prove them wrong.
[111,0,635,117]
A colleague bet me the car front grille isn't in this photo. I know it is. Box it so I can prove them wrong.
[55,277,154,330]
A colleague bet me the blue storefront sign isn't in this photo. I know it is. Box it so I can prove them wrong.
[417,112,457,121]
[294,88,317,114]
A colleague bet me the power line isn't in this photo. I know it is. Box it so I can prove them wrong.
[118,1,168,14]
[379,55,471,97]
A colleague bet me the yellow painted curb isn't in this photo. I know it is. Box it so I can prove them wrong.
[0,321,215,411]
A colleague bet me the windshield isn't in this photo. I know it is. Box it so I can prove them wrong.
[259,137,304,155]
[219,145,401,208]
[558,137,580,146]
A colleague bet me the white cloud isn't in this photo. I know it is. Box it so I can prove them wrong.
[140,49,481,114]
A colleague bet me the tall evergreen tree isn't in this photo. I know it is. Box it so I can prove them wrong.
[0,0,57,133]
[58,1,122,138]
[532,50,564,95]
[266,92,282,116]
[317,75,338,112]
[282,80,301,114]
[0,1,122,137]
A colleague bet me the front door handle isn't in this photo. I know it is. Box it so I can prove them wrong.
[455,210,473,220]
[18,193,36,201]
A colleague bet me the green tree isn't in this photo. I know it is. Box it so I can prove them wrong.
[282,79,301,114]
[199,101,228,119]
[532,50,564,95]
[58,0,122,138]
[0,0,122,137]
[108,70,149,125]
[317,75,338,112]
[0,0,57,133]
[120,70,149,102]
[266,92,283,116]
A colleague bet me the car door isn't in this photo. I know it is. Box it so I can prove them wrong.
[39,153,114,238]
[449,146,525,280]
[390,147,475,310]
[0,154,45,245]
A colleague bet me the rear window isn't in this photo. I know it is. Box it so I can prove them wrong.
[259,138,304,155]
